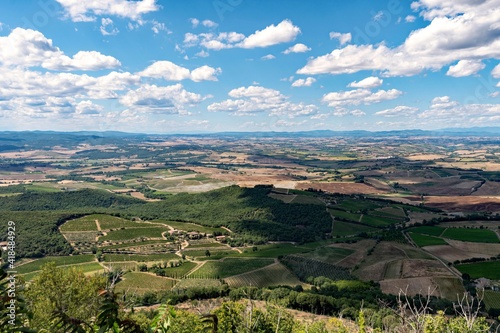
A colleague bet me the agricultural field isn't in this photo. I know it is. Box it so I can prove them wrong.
[441,228,499,243]
[102,253,180,262]
[482,290,500,312]
[280,255,352,281]
[409,226,445,237]
[60,215,99,232]
[172,278,222,290]
[236,243,312,258]
[115,272,177,294]
[224,262,302,288]
[409,233,448,247]
[297,247,354,265]
[154,220,226,234]
[99,227,169,241]
[332,221,378,237]
[17,255,96,274]
[456,261,500,280]
[190,258,274,279]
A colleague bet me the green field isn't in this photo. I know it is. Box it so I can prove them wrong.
[154,220,226,234]
[172,278,222,290]
[190,258,274,279]
[102,253,180,262]
[456,261,500,280]
[289,195,324,205]
[297,247,354,265]
[184,242,228,249]
[280,255,352,281]
[332,221,377,237]
[360,214,396,227]
[482,290,500,311]
[336,199,382,212]
[101,240,171,250]
[97,215,154,229]
[442,228,499,243]
[182,249,236,260]
[17,255,96,274]
[60,216,98,232]
[100,227,169,241]
[329,209,362,223]
[409,233,447,247]
[237,243,311,258]
[161,261,198,278]
[409,226,445,237]
[115,272,177,294]
[224,263,302,288]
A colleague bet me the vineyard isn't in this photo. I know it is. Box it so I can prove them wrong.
[482,290,500,312]
[279,255,353,281]
[224,262,302,288]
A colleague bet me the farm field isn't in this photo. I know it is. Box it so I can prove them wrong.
[224,262,302,288]
[280,255,352,281]
[190,258,275,279]
[100,227,169,241]
[172,278,222,290]
[409,233,447,247]
[236,243,312,258]
[115,272,177,294]
[456,261,500,280]
[17,255,96,274]
[102,253,180,262]
[482,290,500,312]
[154,220,226,234]
[409,226,445,237]
[297,247,354,265]
[332,221,378,237]
[441,228,499,243]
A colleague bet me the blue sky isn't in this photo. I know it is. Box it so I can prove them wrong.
[0,0,499,133]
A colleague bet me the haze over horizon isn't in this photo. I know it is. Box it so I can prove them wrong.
[0,0,499,133]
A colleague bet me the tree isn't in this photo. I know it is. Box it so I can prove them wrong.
[24,262,107,332]
[205,250,211,257]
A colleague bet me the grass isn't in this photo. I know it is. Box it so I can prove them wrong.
[237,243,311,258]
[442,228,499,243]
[332,221,377,237]
[16,255,96,274]
[289,195,324,205]
[409,226,445,237]
[115,272,177,294]
[298,247,354,265]
[224,263,302,288]
[102,253,180,262]
[100,227,169,241]
[409,233,447,247]
[456,261,500,280]
[190,258,274,279]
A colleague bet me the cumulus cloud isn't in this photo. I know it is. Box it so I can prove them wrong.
[55,0,159,22]
[446,60,485,77]
[333,108,366,117]
[138,61,221,82]
[405,15,416,23]
[151,21,170,34]
[419,96,500,124]
[100,18,119,36]
[190,18,200,28]
[283,43,311,54]
[347,76,383,89]
[120,84,204,113]
[0,28,121,71]
[322,89,402,107]
[291,77,316,87]
[329,32,351,45]
[208,85,317,117]
[375,105,419,117]
[184,19,300,50]
[298,1,500,77]
[76,100,104,114]
[202,20,218,28]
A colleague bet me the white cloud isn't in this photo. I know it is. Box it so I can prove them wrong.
[375,105,419,117]
[261,54,275,60]
[202,20,218,28]
[333,108,366,117]
[120,84,204,114]
[491,64,500,78]
[0,28,121,71]
[208,85,317,117]
[419,96,500,123]
[283,43,311,54]
[329,32,352,45]
[151,21,170,34]
[446,60,485,77]
[138,61,221,82]
[405,15,416,23]
[190,18,200,28]
[347,76,383,89]
[184,20,300,50]
[55,0,159,22]
[100,18,119,36]
[238,20,300,49]
[195,50,209,57]
[0,22,4,31]
[291,77,316,87]
[322,89,402,107]
[298,2,500,77]
[76,100,104,114]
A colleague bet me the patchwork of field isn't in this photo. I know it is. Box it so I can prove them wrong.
[224,262,302,288]
[115,272,177,294]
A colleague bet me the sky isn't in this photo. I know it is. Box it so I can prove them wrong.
[0,0,499,133]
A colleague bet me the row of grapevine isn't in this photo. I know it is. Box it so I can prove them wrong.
[279,255,353,281]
